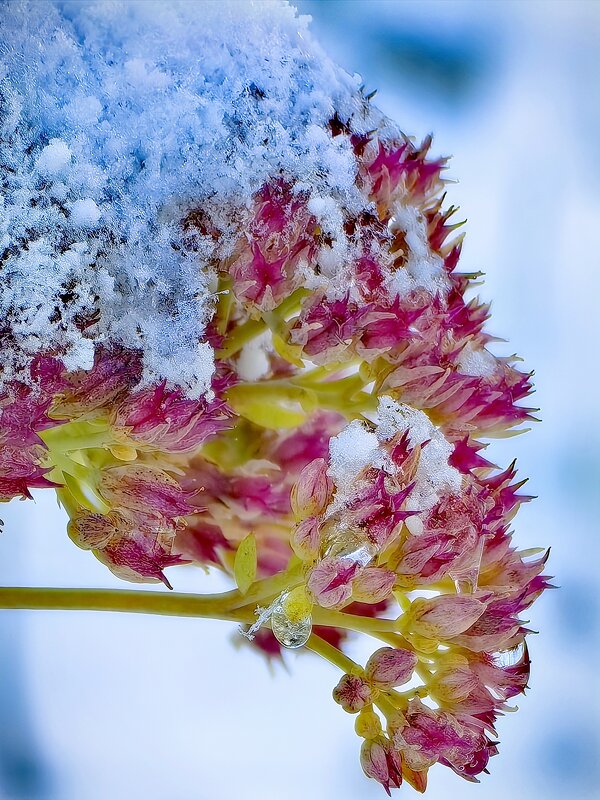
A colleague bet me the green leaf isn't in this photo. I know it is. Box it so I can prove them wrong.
[234,533,257,595]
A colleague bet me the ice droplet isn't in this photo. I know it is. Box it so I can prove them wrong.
[271,602,312,649]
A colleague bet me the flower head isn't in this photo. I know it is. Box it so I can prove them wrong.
[0,0,549,795]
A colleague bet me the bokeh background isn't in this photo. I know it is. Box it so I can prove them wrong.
[1,1,599,798]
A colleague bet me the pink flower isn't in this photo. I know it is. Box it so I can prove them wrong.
[365,647,418,689]
[333,674,373,713]
[290,457,333,520]
[99,464,193,521]
[115,381,232,453]
[360,738,403,796]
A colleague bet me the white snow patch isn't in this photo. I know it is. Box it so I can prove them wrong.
[69,199,101,228]
[0,0,385,395]
[387,203,450,298]
[36,139,72,175]
[328,420,383,490]
[375,396,462,511]
[236,332,272,382]
[458,343,498,378]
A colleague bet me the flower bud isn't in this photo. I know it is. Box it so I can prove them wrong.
[352,567,396,604]
[355,709,383,740]
[307,556,359,609]
[290,516,321,561]
[429,665,478,704]
[405,595,486,641]
[290,457,333,520]
[333,674,372,713]
[360,737,403,794]
[365,647,418,689]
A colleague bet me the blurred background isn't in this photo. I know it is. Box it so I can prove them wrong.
[1,1,599,798]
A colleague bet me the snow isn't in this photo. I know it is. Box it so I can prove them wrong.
[376,396,462,511]
[328,420,383,489]
[36,139,72,175]
[387,203,450,297]
[69,199,101,228]
[457,342,498,378]
[0,0,384,396]
[327,397,461,514]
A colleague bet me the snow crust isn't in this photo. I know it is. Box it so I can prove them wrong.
[0,0,384,395]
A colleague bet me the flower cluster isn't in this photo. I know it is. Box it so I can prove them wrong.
[1,120,549,792]
[0,2,549,794]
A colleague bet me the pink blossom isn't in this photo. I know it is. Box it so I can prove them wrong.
[365,647,418,689]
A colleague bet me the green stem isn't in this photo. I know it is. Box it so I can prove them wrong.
[216,288,309,359]
[0,587,254,622]
[227,564,304,610]
[312,608,399,635]
[306,633,361,673]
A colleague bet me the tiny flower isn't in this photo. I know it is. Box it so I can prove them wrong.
[290,457,333,520]
[365,647,418,690]
[391,697,490,776]
[333,674,373,713]
[360,737,403,795]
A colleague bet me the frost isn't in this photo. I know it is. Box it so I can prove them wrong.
[0,0,383,395]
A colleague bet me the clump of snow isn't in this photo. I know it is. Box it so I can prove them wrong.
[236,332,272,382]
[36,139,72,175]
[457,342,498,378]
[375,396,462,511]
[69,199,102,228]
[328,397,462,515]
[387,204,450,298]
[0,0,386,395]
[328,420,383,491]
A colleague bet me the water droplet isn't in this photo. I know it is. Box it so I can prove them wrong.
[271,602,312,649]
[324,529,376,567]
[450,537,485,594]
[493,641,526,668]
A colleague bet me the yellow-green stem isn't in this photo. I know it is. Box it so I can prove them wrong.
[306,633,360,673]
[0,586,255,622]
